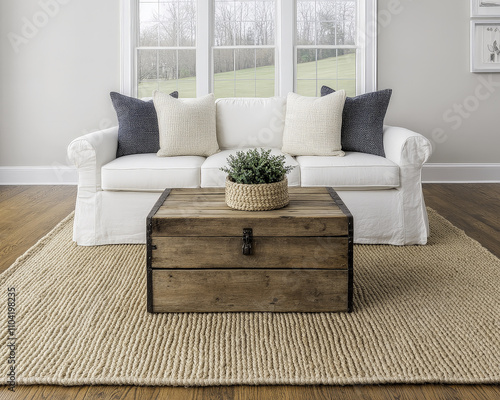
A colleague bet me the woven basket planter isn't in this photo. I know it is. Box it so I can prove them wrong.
[225,177,289,211]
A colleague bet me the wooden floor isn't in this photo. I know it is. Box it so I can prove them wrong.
[0,184,499,400]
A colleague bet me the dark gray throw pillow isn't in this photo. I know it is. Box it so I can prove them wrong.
[110,91,178,157]
[321,86,392,157]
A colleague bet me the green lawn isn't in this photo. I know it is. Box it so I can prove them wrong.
[138,52,355,98]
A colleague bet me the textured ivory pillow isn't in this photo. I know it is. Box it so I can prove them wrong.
[153,92,219,157]
[282,91,346,157]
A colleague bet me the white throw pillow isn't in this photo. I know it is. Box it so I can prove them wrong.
[153,91,219,157]
[281,91,346,157]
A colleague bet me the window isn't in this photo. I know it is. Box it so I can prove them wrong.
[213,0,276,98]
[136,0,197,98]
[121,0,376,98]
[296,0,357,97]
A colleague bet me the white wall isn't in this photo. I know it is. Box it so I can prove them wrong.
[0,0,499,182]
[378,0,500,164]
[0,0,120,168]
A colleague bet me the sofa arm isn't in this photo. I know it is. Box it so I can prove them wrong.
[383,125,432,244]
[383,125,432,167]
[67,126,118,194]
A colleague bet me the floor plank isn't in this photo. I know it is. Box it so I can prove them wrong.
[0,185,77,274]
[423,184,500,258]
[0,184,499,400]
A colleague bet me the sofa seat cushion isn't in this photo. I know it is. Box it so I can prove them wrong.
[201,149,300,187]
[101,153,204,192]
[297,152,400,189]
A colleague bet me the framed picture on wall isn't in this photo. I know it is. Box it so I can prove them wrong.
[471,0,500,17]
[471,20,500,72]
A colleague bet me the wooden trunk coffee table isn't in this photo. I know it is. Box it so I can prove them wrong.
[147,187,353,313]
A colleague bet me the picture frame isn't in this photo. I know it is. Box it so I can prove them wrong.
[471,0,500,17]
[471,20,500,72]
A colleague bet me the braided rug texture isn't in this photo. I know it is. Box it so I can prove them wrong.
[1,209,499,386]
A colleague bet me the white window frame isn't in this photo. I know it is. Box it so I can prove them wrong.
[120,0,136,96]
[120,0,377,97]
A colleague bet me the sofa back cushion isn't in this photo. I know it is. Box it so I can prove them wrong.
[216,97,286,150]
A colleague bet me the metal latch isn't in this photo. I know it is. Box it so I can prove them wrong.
[242,228,253,255]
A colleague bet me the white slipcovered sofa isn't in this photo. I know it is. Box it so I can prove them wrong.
[68,97,432,246]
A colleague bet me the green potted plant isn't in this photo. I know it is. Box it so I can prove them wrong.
[220,148,295,211]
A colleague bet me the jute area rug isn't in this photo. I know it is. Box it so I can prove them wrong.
[1,209,499,386]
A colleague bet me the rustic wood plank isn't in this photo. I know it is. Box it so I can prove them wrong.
[152,236,349,269]
[152,269,349,312]
[154,187,347,239]
[152,216,348,237]
[164,193,334,203]
[158,200,337,210]
[169,187,330,195]
[169,188,225,194]
[286,187,331,194]
[327,187,354,312]
[155,209,345,217]
[147,189,172,313]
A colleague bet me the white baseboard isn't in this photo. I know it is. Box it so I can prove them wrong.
[0,166,78,185]
[0,164,499,185]
[422,163,500,183]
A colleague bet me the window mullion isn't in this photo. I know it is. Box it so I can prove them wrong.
[277,0,295,96]
[361,0,377,93]
[121,0,137,96]
[196,0,212,96]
